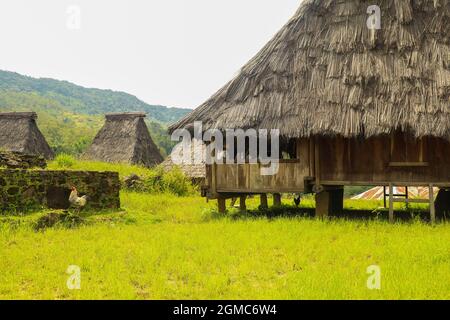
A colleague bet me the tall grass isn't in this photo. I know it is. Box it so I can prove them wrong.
[48,158,153,178]
[48,158,197,196]
[0,193,448,300]
[1,160,448,300]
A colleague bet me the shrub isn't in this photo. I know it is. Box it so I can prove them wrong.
[123,166,196,196]
[54,153,76,168]
[34,212,85,231]
[161,167,194,196]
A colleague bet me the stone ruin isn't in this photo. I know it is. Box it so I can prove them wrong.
[0,169,121,212]
[0,152,47,169]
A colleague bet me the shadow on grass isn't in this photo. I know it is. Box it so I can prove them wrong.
[0,208,131,232]
[212,205,449,223]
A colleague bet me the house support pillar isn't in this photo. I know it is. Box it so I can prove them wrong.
[260,194,268,209]
[315,187,344,218]
[218,196,226,214]
[273,193,282,207]
[435,188,450,221]
[240,195,247,212]
[429,185,436,224]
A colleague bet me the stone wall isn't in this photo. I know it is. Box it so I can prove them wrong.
[0,169,120,212]
[0,152,47,169]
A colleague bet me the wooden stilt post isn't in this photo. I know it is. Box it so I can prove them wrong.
[273,193,282,207]
[218,196,226,214]
[405,186,409,209]
[315,191,328,219]
[429,184,436,224]
[240,195,247,212]
[315,187,343,218]
[260,194,268,209]
[389,183,394,223]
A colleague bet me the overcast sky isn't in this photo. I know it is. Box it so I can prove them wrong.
[0,0,301,109]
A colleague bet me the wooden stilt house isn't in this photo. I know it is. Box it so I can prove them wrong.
[169,0,450,221]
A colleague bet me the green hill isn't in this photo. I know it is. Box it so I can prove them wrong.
[0,70,189,123]
[0,70,192,157]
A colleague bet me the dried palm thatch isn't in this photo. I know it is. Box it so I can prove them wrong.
[170,0,449,139]
[0,112,54,159]
[83,112,163,167]
[162,139,206,178]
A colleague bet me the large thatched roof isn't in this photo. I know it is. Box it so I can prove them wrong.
[170,0,449,139]
[0,112,54,159]
[83,112,163,167]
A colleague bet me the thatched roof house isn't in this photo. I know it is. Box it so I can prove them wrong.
[0,112,54,159]
[168,0,449,220]
[162,139,206,180]
[84,112,163,167]
[170,0,449,138]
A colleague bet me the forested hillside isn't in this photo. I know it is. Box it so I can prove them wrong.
[0,70,191,157]
[0,70,189,123]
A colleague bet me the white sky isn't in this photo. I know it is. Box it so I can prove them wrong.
[0,0,301,109]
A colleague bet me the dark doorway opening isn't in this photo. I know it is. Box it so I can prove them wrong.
[46,187,71,209]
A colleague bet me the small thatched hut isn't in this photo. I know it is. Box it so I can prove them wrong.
[84,112,163,167]
[162,139,206,184]
[0,112,54,159]
[170,0,449,221]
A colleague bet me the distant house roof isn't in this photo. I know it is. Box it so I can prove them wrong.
[352,186,440,200]
[162,139,206,178]
[170,0,449,139]
[0,112,54,159]
[83,112,163,167]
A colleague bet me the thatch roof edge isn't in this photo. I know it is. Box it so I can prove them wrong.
[169,0,450,140]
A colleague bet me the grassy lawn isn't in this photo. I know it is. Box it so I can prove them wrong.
[0,189,449,300]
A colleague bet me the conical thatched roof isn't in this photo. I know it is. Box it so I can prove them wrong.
[0,112,54,159]
[162,139,206,178]
[170,0,449,139]
[83,112,163,167]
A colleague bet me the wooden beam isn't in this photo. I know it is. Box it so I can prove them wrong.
[405,186,409,209]
[314,136,321,189]
[260,194,268,209]
[388,162,429,167]
[389,183,394,223]
[309,138,315,177]
[211,163,218,196]
[320,181,450,187]
[392,198,429,204]
[429,184,436,224]
[273,193,282,207]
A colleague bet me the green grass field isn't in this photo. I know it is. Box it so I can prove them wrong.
[0,161,449,300]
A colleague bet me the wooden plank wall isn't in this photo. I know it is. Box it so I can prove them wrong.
[215,162,309,193]
[206,133,450,196]
[215,139,311,193]
[319,134,450,185]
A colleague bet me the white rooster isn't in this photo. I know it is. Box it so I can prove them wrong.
[69,186,88,213]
